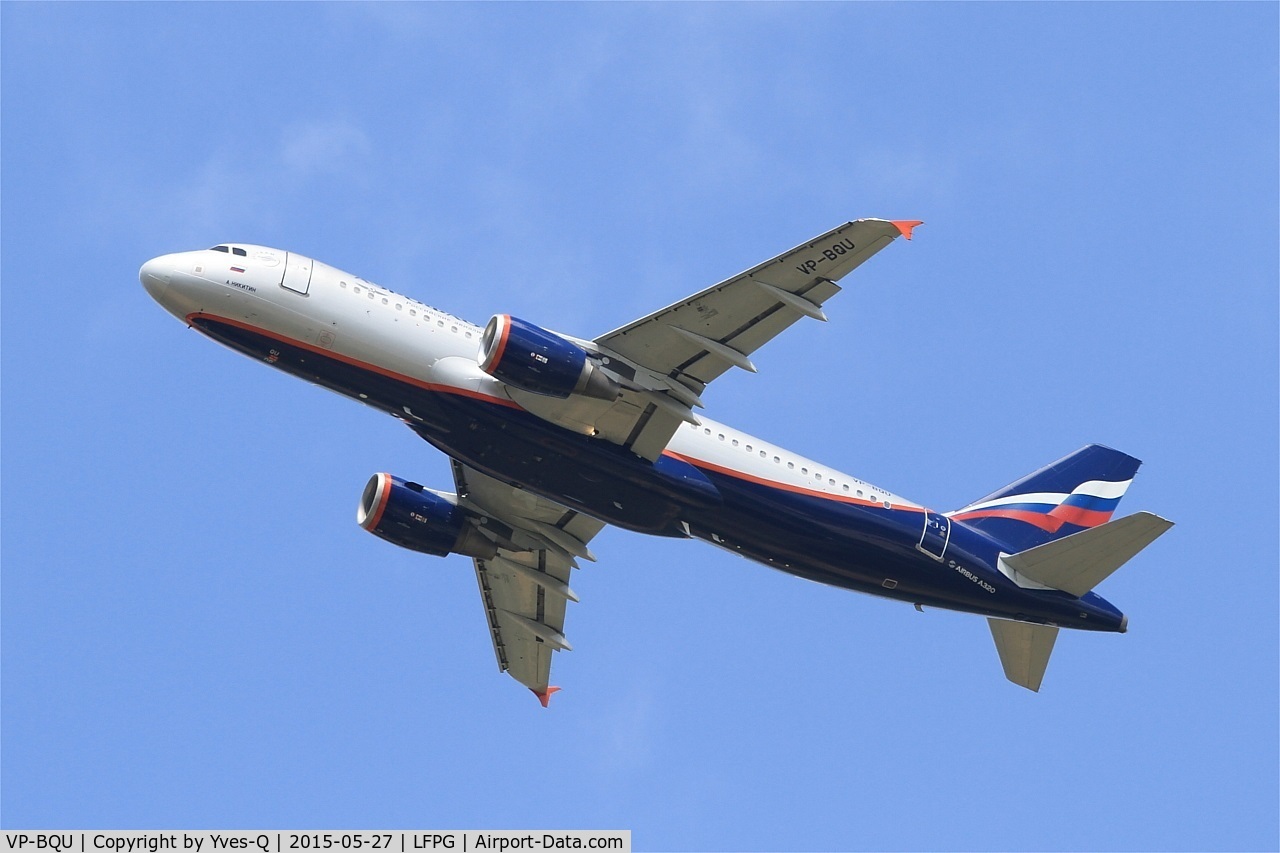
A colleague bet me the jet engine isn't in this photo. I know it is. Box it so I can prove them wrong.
[357,472,496,558]
[478,314,620,401]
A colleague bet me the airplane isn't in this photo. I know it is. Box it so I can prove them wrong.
[139,219,1172,704]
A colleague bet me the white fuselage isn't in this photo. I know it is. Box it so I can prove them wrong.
[142,244,916,515]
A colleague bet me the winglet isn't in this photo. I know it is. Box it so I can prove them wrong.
[891,220,924,240]
[531,686,561,708]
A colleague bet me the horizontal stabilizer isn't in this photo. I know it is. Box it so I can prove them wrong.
[1000,511,1174,597]
[988,619,1059,692]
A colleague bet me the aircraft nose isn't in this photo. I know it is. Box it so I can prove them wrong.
[139,255,174,302]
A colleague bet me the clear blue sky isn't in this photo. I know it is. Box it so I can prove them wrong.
[3,4,1276,850]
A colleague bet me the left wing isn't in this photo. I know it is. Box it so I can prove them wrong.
[583,218,920,459]
[450,460,605,706]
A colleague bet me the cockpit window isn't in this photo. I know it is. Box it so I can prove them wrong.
[211,245,230,253]
[232,247,247,257]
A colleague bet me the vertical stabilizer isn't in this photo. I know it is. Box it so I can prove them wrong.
[951,445,1142,553]
[988,619,1059,692]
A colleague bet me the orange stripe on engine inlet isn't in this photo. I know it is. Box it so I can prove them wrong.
[367,473,393,530]
[490,314,513,372]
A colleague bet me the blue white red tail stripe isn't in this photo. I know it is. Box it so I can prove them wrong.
[952,478,1131,533]
[957,484,1126,532]
[952,473,1131,527]
[951,445,1142,552]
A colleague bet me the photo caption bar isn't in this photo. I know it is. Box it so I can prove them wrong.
[1,833,629,853]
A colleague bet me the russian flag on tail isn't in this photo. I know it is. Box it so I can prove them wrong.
[949,445,1142,553]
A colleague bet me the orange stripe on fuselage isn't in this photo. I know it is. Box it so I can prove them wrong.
[186,311,521,409]
[662,450,922,512]
[193,311,919,515]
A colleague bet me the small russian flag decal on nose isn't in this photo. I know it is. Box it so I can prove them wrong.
[231,266,245,273]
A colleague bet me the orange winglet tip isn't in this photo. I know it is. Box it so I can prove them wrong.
[531,686,561,708]
[891,220,924,240]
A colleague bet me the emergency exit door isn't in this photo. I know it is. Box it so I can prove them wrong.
[281,252,313,295]
[917,510,950,561]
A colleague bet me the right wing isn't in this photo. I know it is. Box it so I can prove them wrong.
[450,460,605,706]
[595,218,921,391]
[582,218,920,460]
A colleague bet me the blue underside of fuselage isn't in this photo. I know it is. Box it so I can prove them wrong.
[193,316,1125,633]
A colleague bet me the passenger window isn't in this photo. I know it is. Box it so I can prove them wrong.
[232,247,247,257]
[787,462,794,469]
[760,451,766,458]
[353,286,361,294]
[731,439,738,447]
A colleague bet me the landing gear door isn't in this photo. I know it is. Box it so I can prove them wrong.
[282,252,313,295]
[918,510,950,561]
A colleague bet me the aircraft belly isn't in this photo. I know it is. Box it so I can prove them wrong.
[679,471,1114,627]
[410,394,689,535]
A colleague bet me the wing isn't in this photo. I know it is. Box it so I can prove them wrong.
[586,218,919,459]
[450,459,605,706]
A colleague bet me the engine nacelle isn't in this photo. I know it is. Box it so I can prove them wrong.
[357,473,496,558]
[478,314,620,401]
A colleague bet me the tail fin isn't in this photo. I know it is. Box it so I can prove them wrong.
[950,445,1142,552]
